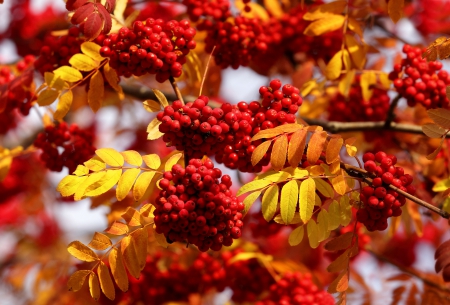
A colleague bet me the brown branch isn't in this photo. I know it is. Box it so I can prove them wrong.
[373,18,412,46]
[169,76,184,105]
[301,117,450,138]
[384,94,401,128]
[340,162,450,219]
[367,249,450,293]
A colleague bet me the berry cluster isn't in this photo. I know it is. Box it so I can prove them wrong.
[154,158,244,251]
[222,250,275,303]
[156,80,302,172]
[256,272,335,305]
[249,212,284,239]
[33,123,96,173]
[358,152,415,231]
[100,19,196,82]
[182,0,231,22]
[388,44,450,109]
[34,28,83,75]
[328,79,390,122]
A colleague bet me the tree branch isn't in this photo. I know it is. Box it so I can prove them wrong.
[301,117,450,138]
[384,94,401,128]
[169,76,184,105]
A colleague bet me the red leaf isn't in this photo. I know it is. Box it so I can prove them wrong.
[436,239,450,259]
[72,3,95,25]
[104,0,116,13]
[0,84,8,113]
[96,4,112,35]
[84,12,103,40]
[444,265,450,282]
[66,0,89,11]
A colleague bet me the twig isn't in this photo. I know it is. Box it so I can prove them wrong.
[199,45,215,96]
[340,162,450,219]
[373,18,412,46]
[367,249,450,293]
[169,76,184,105]
[301,117,450,138]
[384,94,401,128]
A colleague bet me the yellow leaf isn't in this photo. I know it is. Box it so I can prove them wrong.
[84,169,122,197]
[347,17,363,37]
[237,179,272,196]
[258,170,292,182]
[427,108,450,129]
[388,0,404,23]
[98,262,115,300]
[325,231,353,252]
[271,134,288,170]
[143,154,161,169]
[57,175,87,197]
[317,210,330,242]
[44,72,67,90]
[304,15,345,36]
[132,227,148,270]
[303,1,347,20]
[109,247,129,292]
[340,196,352,226]
[140,204,155,218]
[69,53,98,71]
[251,128,284,141]
[133,171,156,201]
[307,219,320,248]
[81,41,105,62]
[152,89,169,108]
[89,273,100,301]
[326,137,343,164]
[251,140,272,166]
[422,123,446,138]
[96,148,124,167]
[119,150,142,167]
[88,70,104,112]
[54,66,83,83]
[280,180,299,225]
[360,71,377,101]
[243,190,261,215]
[84,156,106,171]
[327,200,341,230]
[147,117,164,140]
[67,270,91,292]
[307,131,327,165]
[262,184,279,221]
[105,221,129,235]
[332,173,348,195]
[301,80,317,97]
[54,90,73,120]
[121,235,140,279]
[0,155,12,182]
[103,62,121,92]
[116,168,140,201]
[288,225,304,246]
[67,241,99,262]
[345,144,357,157]
[154,231,170,248]
[143,99,161,112]
[339,70,355,96]
[299,177,316,223]
[121,207,142,226]
[433,178,450,192]
[328,271,348,293]
[325,50,343,80]
[345,34,366,69]
[165,153,182,172]
[264,0,284,17]
[274,213,302,225]
[378,72,391,89]
[315,178,334,198]
[88,232,112,250]
[37,89,59,106]
[288,129,307,167]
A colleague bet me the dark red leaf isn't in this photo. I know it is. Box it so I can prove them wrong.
[104,0,116,13]
[435,251,450,273]
[84,12,103,40]
[72,3,95,25]
[435,239,450,259]
[96,4,112,35]
[66,0,89,11]
[443,265,450,282]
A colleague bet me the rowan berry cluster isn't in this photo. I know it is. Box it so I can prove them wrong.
[100,19,196,82]
[154,158,244,251]
[33,123,96,173]
[222,250,275,303]
[249,212,284,239]
[256,272,335,305]
[357,152,415,231]
[328,80,390,122]
[201,16,269,69]
[182,0,231,23]
[34,27,83,75]
[388,44,450,109]
[0,55,36,134]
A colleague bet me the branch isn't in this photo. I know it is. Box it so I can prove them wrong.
[373,18,412,46]
[384,94,401,127]
[301,117,450,138]
[169,76,184,105]
[341,162,450,219]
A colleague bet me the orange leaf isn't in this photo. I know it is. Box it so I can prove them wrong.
[388,0,404,23]
[328,271,349,293]
[271,134,288,170]
[67,241,99,262]
[89,273,100,300]
[121,235,141,278]
[306,131,327,165]
[326,137,343,164]
[88,232,112,250]
[105,221,129,235]
[251,140,272,166]
[288,129,307,167]
[121,207,142,226]
[98,261,115,300]
[109,247,129,292]
[325,232,353,252]
[132,227,149,271]
[67,270,91,292]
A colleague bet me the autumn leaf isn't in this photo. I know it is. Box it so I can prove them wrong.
[54,90,73,120]
[304,15,345,36]
[88,232,112,250]
[252,140,272,166]
[299,177,315,223]
[88,70,104,112]
[109,247,129,292]
[98,261,115,300]
[116,168,140,201]
[262,184,279,221]
[288,225,304,246]
[68,241,99,262]
[271,134,288,170]
[280,180,299,225]
[388,0,404,23]
[121,150,143,166]
[68,270,91,292]
[143,154,161,169]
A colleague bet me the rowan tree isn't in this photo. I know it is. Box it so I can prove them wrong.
[2,0,450,304]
